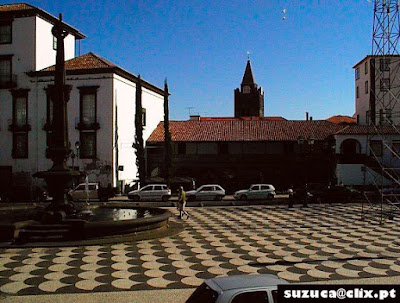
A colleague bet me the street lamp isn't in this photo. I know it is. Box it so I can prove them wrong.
[297,135,315,207]
[75,141,80,169]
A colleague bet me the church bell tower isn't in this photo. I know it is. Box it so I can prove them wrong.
[234,60,264,117]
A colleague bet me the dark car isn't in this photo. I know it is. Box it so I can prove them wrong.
[311,185,361,203]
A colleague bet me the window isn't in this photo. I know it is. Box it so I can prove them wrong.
[81,92,96,125]
[80,132,96,159]
[14,96,28,127]
[231,291,270,303]
[13,133,28,158]
[142,108,146,126]
[365,81,369,94]
[0,56,12,87]
[250,185,260,191]
[381,78,390,91]
[380,58,390,71]
[370,140,383,157]
[53,36,57,50]
[243,85,251,93]
[78,86,99,128]
[0,20,12,44]
[365,61,368,74]
[261,185,271,190]
[356,86,359,98]
[355,67,360,80]
[154,185,163,190]
[141,186,153,191]
[47,91,53,126]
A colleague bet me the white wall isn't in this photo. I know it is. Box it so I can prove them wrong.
[35,17,75,71]
[355,56,400,125]
[113,75,164,185]
[336,164,392,186]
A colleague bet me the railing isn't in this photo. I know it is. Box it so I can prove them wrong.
[75,117,100,130]
[0,74,17,89]
[8,118,31,132]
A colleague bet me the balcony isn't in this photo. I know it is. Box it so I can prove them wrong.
[8,119,31,132]
[0,74,17,89]
[75,117,100,130]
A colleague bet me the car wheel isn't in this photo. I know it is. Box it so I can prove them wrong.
[240,195,247,201]
[267,194,274,200]
[162,195,169,202]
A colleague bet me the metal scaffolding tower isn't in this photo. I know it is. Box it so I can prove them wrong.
[362,0,400,223]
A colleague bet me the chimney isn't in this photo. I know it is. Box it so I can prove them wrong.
[190,115,200,121]
[310,116,313,121]
[306,112,309,121]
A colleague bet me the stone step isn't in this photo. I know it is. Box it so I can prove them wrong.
[27,224,70,230]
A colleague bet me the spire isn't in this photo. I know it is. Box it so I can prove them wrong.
[241,60,255,85]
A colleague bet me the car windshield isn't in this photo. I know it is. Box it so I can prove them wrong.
[185,282,218,303]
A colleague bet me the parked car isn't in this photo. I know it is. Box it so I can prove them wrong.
[186,184,225,201]
[67,183,116,202]
[127,184,171,201]
[234,184,276,200]
[185,274,288,303]
[311,185,361,203]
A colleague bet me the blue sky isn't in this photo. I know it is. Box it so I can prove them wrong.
[16,0,373,120]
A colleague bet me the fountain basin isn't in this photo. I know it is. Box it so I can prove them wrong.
[0,205,174,246]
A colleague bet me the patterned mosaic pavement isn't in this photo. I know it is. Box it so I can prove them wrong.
[1,203,400,296]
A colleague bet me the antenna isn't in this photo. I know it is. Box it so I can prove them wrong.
[185,107,195,115]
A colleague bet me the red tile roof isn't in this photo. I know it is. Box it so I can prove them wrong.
[326,115,356,124]
[30,52,164,96]
[335,124,400,135]
[41,52,116,71]
[0,3,85,39]
[148,120,342,143]
[197,116,287,121]
[0,3,33,11]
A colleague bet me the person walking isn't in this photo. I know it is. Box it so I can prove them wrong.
[288,185,294,208]
[177,186,189,219]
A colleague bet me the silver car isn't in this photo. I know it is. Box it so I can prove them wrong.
[185,274,288,303]
[186,184,225,201]
[234,184,276,200]
[127,184,171,201]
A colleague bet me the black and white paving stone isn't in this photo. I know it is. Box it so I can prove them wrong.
[1,203,400,295]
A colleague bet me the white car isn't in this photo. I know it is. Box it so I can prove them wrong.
[186,184,225,201]
[234,184,276,200]
[185,274,288,303]
[127,184,171,201]
[67,183,113,201]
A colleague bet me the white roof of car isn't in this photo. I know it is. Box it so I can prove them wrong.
[208,274,288,291]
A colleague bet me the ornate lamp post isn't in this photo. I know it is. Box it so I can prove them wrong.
[35,14,79,217]
[297,135,315,208]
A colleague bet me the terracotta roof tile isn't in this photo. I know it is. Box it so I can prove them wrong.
[335,124,400,135]
[148,120,342,143]
[197,116,286,121]
[326,115,356,124]
[0,3,34,11]
[41,52,115,71]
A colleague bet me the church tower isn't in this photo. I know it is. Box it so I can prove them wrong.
[234,60,264,117]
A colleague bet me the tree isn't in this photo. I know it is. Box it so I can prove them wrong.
[164,79,173,186]
[134,75,146,186]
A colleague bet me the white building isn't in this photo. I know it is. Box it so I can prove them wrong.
[353,55,400,125]
[0,3,165,195]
